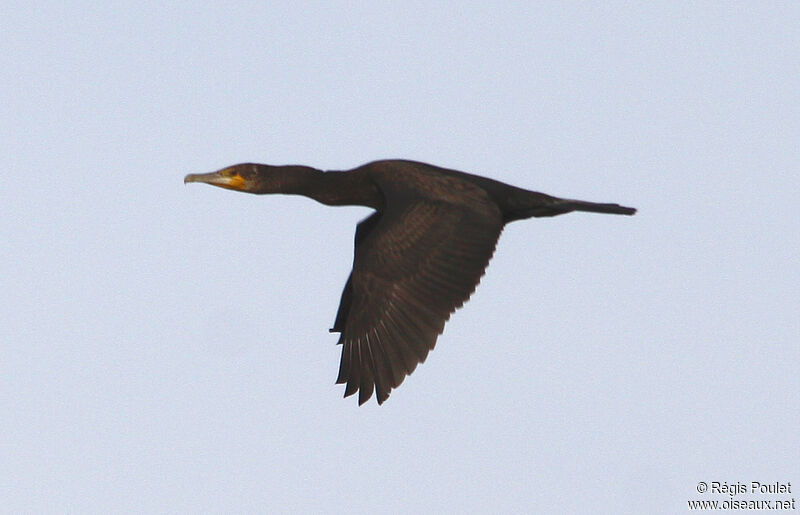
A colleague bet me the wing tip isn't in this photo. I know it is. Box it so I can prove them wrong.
[336,372,391,406]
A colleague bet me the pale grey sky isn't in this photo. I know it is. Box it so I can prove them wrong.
[2,2,798,513]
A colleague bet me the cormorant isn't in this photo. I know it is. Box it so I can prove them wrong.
[185,159,636,405]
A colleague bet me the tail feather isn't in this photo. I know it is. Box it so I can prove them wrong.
[557,199,637,216]
[503,188,637,220]
[520,197,636,218]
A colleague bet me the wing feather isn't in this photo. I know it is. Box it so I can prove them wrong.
[332,183,503,404]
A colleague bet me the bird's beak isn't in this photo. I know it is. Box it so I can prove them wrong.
[184,170,246,191]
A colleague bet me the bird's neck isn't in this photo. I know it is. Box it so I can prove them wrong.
[263,166,382,209]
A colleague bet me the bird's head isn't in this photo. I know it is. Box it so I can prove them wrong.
[184,164,261,192]
[184,163,323,195]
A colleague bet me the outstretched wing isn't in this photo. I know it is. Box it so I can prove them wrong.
[332,190,503,405]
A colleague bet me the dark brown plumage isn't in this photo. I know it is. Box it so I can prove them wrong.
[184,159,636,405]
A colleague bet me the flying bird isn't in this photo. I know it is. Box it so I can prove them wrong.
[185,159,636,405]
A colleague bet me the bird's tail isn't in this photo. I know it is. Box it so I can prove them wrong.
[506,189,637,219]
[553,199,637,216]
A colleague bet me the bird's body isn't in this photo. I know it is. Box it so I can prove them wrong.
[185,159,635,405]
